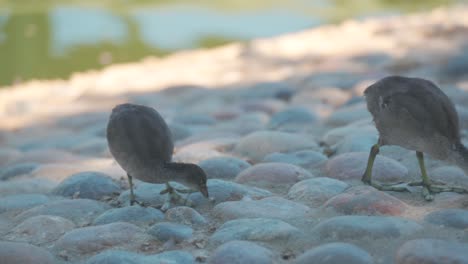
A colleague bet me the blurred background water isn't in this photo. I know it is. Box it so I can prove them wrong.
[0,0,465,86]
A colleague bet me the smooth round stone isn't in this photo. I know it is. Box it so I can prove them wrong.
[0,162,39,180]
[209,218,300,246]
[173,143,227,164]
[55,222,149,255]
[173,113,216,125]
[0,194,50,213]
[118,182,168,207]
[430,166,468,188]
[0,178,55,197]
[86,249,195,264]
[295,242,373,264]
[51,171,120,200]
[263,150,327,170]
[241,99,285,115]
[70,138,108,156]
[287,177,349,207]
[165,206,207,226]
[313,215,422,240]
[234,131,318,162]
[325,152,408,183]
[15,199,110,226]
[214,112,268,135]
[198,157,251,179]
[235,162,313,188]
[214,196,311,221]
[267,106,317,130]
[396,239,468,264]
[0,241,55,264]
[424,208,468,229]
[148,222,193,243]
[321,122,376,147]
[292,87,351,107]
[324,186,408,216]
[93,205,164,226]
[335,133,379,154]
[208,240,273,264]
[7,215,75,245]
[325,103,371,127]
[188,179,272,208]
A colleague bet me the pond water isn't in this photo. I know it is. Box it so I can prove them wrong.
[0,0,464,86]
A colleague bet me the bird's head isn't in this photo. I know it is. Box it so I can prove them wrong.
[168,163,209,197]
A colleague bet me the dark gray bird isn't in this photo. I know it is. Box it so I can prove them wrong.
[362,76,468,200]
[106,103,209,207]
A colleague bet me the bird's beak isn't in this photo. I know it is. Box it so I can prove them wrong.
[200,185,209,198]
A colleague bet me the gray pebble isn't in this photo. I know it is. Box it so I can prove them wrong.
[94,205,164,226]
[51,171,120,200]
[148,222,193,243]
[208,240,273,264]
[198,157,251,179]
[424,208,468,229]
[295,242,373,264]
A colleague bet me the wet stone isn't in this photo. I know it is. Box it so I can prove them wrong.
[263,150,327,170]
[165,206,207,226]
[396,239,468,264]
[208,240,273,264]
[294,242,373,264]
[0,178,55,197]
[234,131,318,162]
[148,222,193,243]
[335,132,379,154]
[267,106,317,131]
[325,152,408,183]
[0,194,50,213]
[0,162,39,180]
[325,103,371,127]
[7,215,75,245]
[55,222,149,256]
[15,198,110,226]
[51,171,120,200]
[198,157,251,180]
[93,205,164,226]
[188,179,272,209]
[118,182,168,208]
[209,218,300,246]
[235,162,313,188]
[324,186,408,216]
[313,215,422,240]
[213,196,311,221]
[86,249,195,264]
[424,208,468,229]
[0,241,55,264]
[287,177,349,207]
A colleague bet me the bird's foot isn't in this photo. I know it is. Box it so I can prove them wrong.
[130,199,147,207]
[407,181,468,201]
[362,178,412,192]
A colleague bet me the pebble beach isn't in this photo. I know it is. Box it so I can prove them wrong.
[1,5,468,264]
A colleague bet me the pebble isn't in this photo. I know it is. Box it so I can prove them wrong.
[396,239,468,264]
[15,198,110,226]
[234,131,318,162]
[93,205,164,226]
[287,177,349,207]
[292,87,351,107]
[325,152,408,183]
[235,162,313,188]
[0,193,50,213]
[188,179,272,208]
[321,121,376,147]
[169,122,193,141]
[198,157,251,179]
[0,178,55,197]
[430,166,468,188]
[51,171,120,200]
[6,215,75,245]
[313,215,422,240]
[0,241,55,264]
[208,240,273,264]
[148,222,193,243]
[214,196,311,221]
[267,106,317,131]
[263,150,327,170]
[209,218,300,245]
[294,242,373,264]
[165,206,207,226]
[324,186,408,216]
[325,103,371,127]
[86,249,195,264]
[55,222,150,255]
[213,113,268,135]
[335,132,379,154]
[0,162,39,180]
[118,182,168,207]
[424,208,468,229]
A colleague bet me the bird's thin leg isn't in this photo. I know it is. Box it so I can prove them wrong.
[416,151,434,201]
[361,144,410,192]
[127,174,144,206]
[362,143,380,185]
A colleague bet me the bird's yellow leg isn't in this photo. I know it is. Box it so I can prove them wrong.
[416,151,434,201]
[127,174,144,206]
[361,144,380,185]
